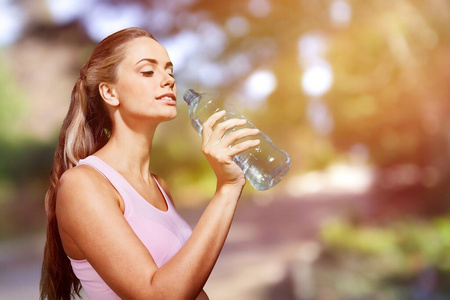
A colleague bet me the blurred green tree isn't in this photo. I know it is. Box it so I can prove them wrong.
[3,0,450,209]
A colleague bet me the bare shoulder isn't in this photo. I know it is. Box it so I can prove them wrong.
[57,164,121,214]
[58,165,110,198]
[59,164,101,188]
[152,174,176,207]
[56,165,150,267]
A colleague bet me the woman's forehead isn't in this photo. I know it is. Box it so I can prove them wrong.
[123,37,171,65]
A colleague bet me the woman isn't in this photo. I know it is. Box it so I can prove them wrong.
[39,27,260,299]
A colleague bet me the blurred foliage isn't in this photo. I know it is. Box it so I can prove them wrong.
[4,0,450,176]
[1,0,450,238]
[0,136,56,239]
[0,59,51,239]
[0,3,448,299]
[321,217,450,270]
[318,217,450,297]
[328,0,450,170]
[0,59,25,141]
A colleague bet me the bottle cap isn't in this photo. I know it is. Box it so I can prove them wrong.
[183,89,200,105]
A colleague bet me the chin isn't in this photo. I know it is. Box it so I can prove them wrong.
[160,110,177,122]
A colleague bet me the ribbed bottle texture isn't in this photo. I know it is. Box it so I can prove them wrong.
[183,89,291,191]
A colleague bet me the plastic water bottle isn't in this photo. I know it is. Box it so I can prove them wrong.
[183,89,291,191]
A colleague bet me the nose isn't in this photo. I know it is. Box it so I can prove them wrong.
[161,71,175,89]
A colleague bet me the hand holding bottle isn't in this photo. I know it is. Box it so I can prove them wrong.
[184,89,291,191]
[201,110,260,189]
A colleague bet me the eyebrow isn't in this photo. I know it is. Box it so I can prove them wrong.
[135,58,173,69]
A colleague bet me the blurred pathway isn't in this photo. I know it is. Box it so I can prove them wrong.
[0,191,367,299]
[202,192,366,299]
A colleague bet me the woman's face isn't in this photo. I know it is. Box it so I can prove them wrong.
[113,37,177,125]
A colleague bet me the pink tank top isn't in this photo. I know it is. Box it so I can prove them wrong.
[69,156,193,299]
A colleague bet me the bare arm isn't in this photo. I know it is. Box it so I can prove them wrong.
[56,111,259,299]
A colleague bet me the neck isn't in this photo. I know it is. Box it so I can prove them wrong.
[96,122,158,180]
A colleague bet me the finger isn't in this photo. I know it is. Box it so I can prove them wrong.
[202,110,227,131]
[201,110,227,145]
[210,118,247,141]
[221,128,260,146]
[228,139,261,157]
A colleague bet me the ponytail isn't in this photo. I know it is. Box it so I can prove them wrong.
[40,77,108,300]
[40,27,154,299]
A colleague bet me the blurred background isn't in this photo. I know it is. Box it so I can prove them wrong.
[1,0,450,298]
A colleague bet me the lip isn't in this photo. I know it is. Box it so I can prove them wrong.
[156,92,176,101]
[155,92,177,106]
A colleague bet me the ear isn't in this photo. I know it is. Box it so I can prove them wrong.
[99,82,120,107]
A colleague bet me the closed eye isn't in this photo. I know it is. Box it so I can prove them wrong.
[141,71,154,77]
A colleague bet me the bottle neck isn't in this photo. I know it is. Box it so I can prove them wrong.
[183,89,201,105]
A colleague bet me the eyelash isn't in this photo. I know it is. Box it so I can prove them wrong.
[141,71,154,77]
[141,71,175,79]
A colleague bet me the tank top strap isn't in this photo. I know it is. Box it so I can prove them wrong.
[152,175,174,211]
[76,156,132,211]
[77,155,128,186]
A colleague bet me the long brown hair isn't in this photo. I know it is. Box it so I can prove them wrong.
[40,27,155,300]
